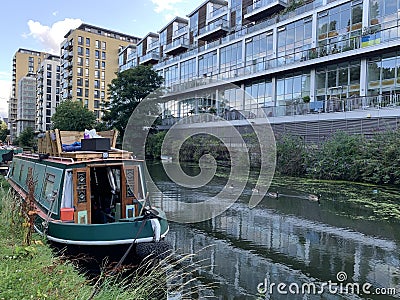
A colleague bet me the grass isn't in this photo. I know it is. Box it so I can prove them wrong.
[0,176,212,299]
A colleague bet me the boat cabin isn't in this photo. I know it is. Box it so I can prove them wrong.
[8,129,147,225]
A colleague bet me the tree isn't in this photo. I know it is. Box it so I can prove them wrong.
[52,100,96,131]
[0,121,9,142]
[17,127,36,148]
[103,65,163,138]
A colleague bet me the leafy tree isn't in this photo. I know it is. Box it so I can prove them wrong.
[103,65,163,138]
[17,127,36,148]
[51,100,96,131]
[0,121,9,142]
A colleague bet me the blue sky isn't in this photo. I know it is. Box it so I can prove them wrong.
[0,0,204,118]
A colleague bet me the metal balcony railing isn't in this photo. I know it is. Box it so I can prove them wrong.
[247,0,288,14]
[209,6,228,19]
[198,19,229,36]
[165,37,190,52]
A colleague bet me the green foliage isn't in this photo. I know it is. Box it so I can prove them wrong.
[276,134,308,177]
[308,131,364,181]
[51,100,96,131]
[103,65,163,138]
[359,131,400,185]
[146,131,167,159]
[0,121,9,142]
[16,127,36,148]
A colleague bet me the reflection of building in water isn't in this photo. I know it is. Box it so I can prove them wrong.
[163,197,400,298]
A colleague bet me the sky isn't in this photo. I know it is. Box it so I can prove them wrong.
[0,0,204,119]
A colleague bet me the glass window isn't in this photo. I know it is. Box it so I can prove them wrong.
[86,37,90,46]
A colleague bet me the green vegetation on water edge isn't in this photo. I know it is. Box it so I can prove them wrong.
[147,129,400,186]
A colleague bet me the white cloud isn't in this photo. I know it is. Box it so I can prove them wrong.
[25,18,82,54]
[52,11,59,16]
[150,0,184,13]
[0,80,11,118]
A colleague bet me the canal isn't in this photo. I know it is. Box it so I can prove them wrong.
[147,162,400,299]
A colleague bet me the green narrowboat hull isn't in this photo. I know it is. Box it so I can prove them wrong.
[8,153,170,258]
[34,213,169,245]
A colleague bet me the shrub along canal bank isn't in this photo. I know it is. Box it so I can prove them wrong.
[147,129,400,185]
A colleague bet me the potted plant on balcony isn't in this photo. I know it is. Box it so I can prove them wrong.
[302,95,311,103]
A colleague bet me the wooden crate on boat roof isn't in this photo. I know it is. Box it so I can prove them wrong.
[37,129,126,160]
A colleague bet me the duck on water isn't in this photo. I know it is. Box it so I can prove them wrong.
[7,129,170,263]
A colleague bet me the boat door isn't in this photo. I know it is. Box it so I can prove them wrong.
[73,167,91,224]
[121,165,141,218]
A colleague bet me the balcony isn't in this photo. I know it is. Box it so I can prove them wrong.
[62,40,73,50]
[174,25,188,38]
[244,0,288,22]
[197,20,229,42]
[164,37,190,56]
[63,51,73,60]
[209,6,228,20]
[140,52,160,65]
[147,40,160,51]
[65,61,73,69]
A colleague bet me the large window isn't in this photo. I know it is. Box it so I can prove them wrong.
[198,51,217,76]
[277,17,312,65]
[316,60,361,100]
[180,58,196,82]
[164,64,179,87]
[368,52,400,96]
[245,31,273,67]
[244,79,273,112]
[317,1,363,55]
[277,72,311,104]
[220,41,242,73]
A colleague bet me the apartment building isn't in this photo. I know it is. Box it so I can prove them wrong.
[118,0,400,132]
[16,74,36,136]
[60,23,140,120]
[9,49,47,139]
[36,54,61,132]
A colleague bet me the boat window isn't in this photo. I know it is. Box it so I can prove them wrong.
[61,171,73,208]
[42,173,56,200]
[18,164,24,182]
[125,168,135,198]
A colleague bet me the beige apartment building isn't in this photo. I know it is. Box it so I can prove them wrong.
[60,23,140,120]
[9,49,47,140]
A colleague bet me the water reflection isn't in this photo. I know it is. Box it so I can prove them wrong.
[148,163,400,299]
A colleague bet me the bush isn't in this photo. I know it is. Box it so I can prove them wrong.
[308,131,364,181]
[276,134,308,177]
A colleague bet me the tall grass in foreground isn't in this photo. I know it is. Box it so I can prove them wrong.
[0,176,214,299]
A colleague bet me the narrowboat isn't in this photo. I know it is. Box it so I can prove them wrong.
[7,129,169,263]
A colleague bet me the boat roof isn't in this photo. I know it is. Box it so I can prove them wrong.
[15,151,141,167]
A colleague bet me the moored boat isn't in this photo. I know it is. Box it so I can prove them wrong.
[7,129,169,263]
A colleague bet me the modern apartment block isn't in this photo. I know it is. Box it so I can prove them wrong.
[36,54,61,132]
[60,23,140,120]
[9,49,47,139]
[119,0,400,135]
[16,74,36,137]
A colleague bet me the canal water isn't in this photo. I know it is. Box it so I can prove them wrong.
[147,162,400,300]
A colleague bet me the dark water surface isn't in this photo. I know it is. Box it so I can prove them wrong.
[147,162,400,299]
